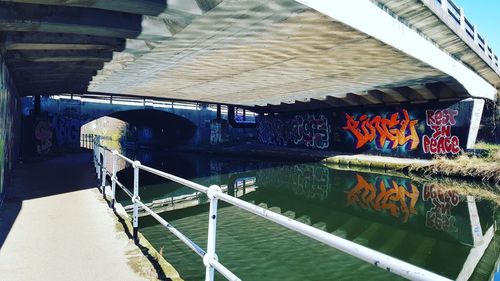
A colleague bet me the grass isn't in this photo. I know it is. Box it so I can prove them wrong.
[409,142,500,187]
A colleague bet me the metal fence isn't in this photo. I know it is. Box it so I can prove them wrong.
[81,134,96,150]
[93,139,452,281]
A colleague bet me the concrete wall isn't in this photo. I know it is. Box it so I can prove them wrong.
[22,97,256,155]
[256,99,483,159]
[0,56,20,202]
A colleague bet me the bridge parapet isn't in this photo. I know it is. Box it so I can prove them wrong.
[375,0,500,89]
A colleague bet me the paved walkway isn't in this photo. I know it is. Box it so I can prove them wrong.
[0,153,153,281]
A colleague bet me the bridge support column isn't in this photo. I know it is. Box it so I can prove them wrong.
[466,98,485,149]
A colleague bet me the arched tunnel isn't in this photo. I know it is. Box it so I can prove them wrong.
[108,109,197,148]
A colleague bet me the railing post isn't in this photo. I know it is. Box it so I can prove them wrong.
[467,195,484,247]
[97,146,101,181]
[441,0,448,13]
[132,160,141,245]
[111,150,118,209]
[204,185,222,281]
[459,7,465,30]
[101,150,107,198]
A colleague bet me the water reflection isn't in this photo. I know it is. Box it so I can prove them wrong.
[111,151,497,280]
[346,174,419,223]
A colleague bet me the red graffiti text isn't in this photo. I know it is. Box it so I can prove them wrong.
[422,109,460,154]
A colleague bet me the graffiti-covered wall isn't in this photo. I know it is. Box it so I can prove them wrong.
[22,97,256,156]
[257,113,332,149]
[0,55,20,201]
[257,99,481,158]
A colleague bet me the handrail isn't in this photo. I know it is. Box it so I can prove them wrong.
[93,139,452,281]
[437,0,498,71]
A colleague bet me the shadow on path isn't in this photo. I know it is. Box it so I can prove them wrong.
[0,152,96,249]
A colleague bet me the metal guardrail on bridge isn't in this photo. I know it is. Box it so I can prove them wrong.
[92,138,452,281]
[437,0,499,70]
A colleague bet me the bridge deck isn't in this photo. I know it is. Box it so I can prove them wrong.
[0,153,176,281]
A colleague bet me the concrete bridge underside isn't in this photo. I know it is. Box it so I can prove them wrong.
[0,0,498,111]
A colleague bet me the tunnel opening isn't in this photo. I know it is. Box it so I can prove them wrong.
[109,109,197,148]
[81,109,197,150]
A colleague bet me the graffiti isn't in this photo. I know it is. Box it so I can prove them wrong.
[291,114,330,149]
[51,108,91,147]
[346,174,419,223]
[422,184,459,232]
[257,116,289,146]
[35,119,53,155]
[422,109,460,154]
[257,114,330,149]
[343,110,420,151]
[210,122,221,145]
[423,185,460,232]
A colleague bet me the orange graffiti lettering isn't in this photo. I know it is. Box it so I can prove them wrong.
[343,110,419,150]
[346,174,419,223]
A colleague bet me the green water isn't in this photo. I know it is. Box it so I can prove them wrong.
[115,151,497,281]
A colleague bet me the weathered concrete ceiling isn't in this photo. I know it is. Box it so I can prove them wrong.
[0,0,498,107]
[89,0,484,107]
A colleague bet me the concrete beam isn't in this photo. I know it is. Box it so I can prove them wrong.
[408,85,437,100]
[1,0,223,16]
[18,84,88,95]
[376,88,409,102]
[7,61,105,71]
[359,91,384,104]
[0,2,172,40]
[6,50,113,62]
[397,86,428,102]
[298,0,497,100]
[2,32,125,51]
[2,0,166,16]
[15,72,96,80]
[20,78,92,86]
[323,96,351,107]
[346,93,370,105]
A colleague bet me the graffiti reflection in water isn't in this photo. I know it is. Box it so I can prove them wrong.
[346,174,419,223]
[256,164,331,201]
[423,184,459,232]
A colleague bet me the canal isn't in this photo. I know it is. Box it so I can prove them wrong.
[112,149,498,281]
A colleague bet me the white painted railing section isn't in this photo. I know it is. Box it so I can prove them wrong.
[93,140,452,281]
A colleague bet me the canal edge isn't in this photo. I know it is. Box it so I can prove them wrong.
[99,188,184,281]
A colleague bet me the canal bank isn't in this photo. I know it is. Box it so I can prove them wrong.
[0,153,181,281]
[174,142,500,186]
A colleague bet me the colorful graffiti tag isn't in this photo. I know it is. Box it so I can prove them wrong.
[422,184,459,232]
[422,109,460,154]
[346,174,419,223]
[257,114,330,149]
[343,109,420,151]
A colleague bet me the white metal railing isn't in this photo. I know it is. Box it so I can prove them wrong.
[92,139,452,281]
[437,0,499,70]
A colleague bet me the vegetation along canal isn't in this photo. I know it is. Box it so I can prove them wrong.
[113,149,499,281]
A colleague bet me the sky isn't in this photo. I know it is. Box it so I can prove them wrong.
[455,0,500,54]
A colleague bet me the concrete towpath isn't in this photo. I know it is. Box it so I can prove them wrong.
[0,153,178,281]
